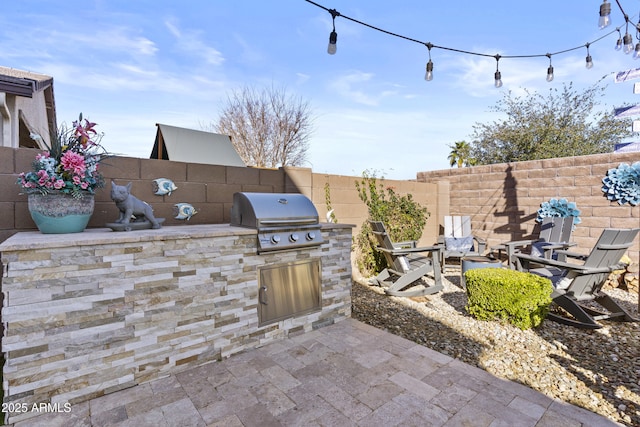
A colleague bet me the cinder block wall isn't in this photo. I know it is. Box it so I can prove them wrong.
[311,172,442,247]
[416,152,640,265]
[0,147,442,245]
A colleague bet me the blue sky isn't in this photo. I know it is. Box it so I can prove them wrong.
[1,1,638,179]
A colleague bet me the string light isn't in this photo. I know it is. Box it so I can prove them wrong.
[623,30,634,53]
[609,0,638,56]
[327,9,339,55]
[634,42,640,59]
[424,43,434,81]
[585,43,594,68]
[494,55,503,88]
[636,16,640,59]
[599,0,612,29]
[546,54,554,82]
[304,0,632,87]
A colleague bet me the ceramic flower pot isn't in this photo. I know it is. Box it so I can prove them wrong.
[28,192,94,234]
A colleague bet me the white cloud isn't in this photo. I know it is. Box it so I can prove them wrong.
[296,73,311,84]
[164,18,225,66]
[232,33,265,64]
[329,71,402,106]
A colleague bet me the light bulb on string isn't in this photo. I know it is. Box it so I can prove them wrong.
[585,55,593,69]
[425,60,433,81]
[327,9,339,55]
[636,18,640,59]
[494,71,503,88]
[303,0,633,86]
[546,54,554,82]
[599,0,612,29]
[424,43,434,81]
[623,32,634,54]
[327,31,337,55]
[585,44,593,69]
[546,66,554,82]
[494,55,503,88]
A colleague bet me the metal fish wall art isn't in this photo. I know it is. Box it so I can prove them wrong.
[153,178,178,196]
[174,203,198,220]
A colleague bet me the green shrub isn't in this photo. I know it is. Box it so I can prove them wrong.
[353,170,429,276]
[324,181,337,223]
[465,268,553,330]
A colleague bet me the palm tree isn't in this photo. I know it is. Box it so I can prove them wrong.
[447,140,475,167]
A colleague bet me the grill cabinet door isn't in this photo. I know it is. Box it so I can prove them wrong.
[258,259,321,326]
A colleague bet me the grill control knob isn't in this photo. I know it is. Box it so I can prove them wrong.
[306,231,316,241]
[289,233,299,243]
[271,235,281,244]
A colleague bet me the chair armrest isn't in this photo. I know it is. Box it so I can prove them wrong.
[376,245,442,256]
[394,245,442,255]
[513,252,618,274]
[538,242,577,260]
[393,240,417,249]
[512,253,579,271]
[543,242,576,251]
[501,239,537,268]
[554,249,586,260]
[589,263,627,274]
[474,236,487,253]
[502,239,537,250]
[599,243,635,250]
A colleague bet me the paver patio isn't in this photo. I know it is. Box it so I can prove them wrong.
[8,318,621,427]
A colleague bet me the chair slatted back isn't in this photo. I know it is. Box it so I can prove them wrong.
[564,228,639,301]
[369,220,409,273]
[444,216,471,238]
[539,217,574,243]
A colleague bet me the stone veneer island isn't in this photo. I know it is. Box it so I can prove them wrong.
[0,223,353,424]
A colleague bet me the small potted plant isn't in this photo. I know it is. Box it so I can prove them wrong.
[17,113,109,233]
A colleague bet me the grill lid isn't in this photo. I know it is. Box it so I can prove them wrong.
[230,192,324,253]
[230,192,320,229]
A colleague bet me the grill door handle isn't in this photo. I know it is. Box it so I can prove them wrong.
[260,219,317,225]
[259,285,268,305]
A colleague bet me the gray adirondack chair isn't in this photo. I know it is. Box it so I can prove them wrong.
[513,227,640,329]
[369,221,444,297]
[437,216,486,270]
[492,216,576,269]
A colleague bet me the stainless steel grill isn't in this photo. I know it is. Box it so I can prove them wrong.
[230,192,324,253]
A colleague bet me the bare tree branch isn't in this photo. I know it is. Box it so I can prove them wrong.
[212,85,314,168]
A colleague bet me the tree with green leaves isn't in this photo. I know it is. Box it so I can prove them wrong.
[469,80,634,165]
[447,140,476,167]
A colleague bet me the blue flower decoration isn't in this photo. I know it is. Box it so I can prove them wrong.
[601,162,640,206]
[536,198,581,227]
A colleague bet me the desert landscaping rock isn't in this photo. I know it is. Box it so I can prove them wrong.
[351,268,640,427]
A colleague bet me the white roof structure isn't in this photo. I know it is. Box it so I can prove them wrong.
[151,123,246,167]
[0,66,56,149]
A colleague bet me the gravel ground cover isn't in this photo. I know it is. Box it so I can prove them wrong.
[350,268,640,427]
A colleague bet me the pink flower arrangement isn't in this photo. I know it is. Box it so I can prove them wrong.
[17,113,108,197]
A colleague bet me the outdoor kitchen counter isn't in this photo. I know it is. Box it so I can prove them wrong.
[0,223,354,250]
[0,223,354,424]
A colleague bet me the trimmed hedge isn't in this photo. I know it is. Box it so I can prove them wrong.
[465,268,553,330]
